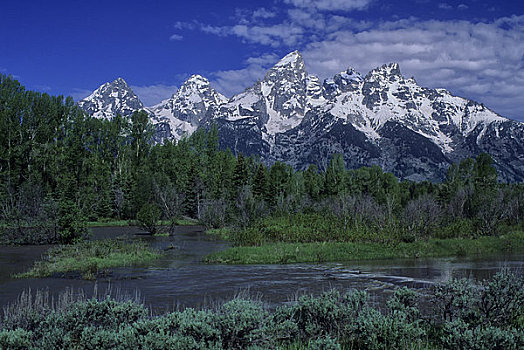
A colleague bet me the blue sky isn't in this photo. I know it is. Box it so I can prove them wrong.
[1,0,523,120]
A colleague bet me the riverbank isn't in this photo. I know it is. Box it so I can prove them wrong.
[15,239,162,280]
[204,231,524,264]
[86,217,199,227]
[1,270,522,350]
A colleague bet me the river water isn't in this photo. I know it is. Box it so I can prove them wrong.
[1,226,522,312]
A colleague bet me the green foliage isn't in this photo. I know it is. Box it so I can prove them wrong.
[441,319,524,350]
[386,287,420,321]
[432,269,524,328]
[56,199,86,244]
[306,335,341,350]
[2,272,523,350]
[204,231,524,264]
[136,203,161,234]
[215,299,271,349]
[16,239,161,279]
[0,328,33,350]
[325,154,346,196]
[1,74,523,249]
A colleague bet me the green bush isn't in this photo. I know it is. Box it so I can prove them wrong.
[36,298,147,348]
[436,219,475,239]
[350,309,426,350]
[215,298,271,349]
[432,270,524,327]
[477,269,524,327]
[0,328,33,350]
[143,308,221,348]
[273,289,368,341]
[2,272,523,350]
[307,335,341,350]
[386,287,420,321]
[441,319,524,350]
[136,203,161,234]
[432,277,478,323]
[57,199,86,244]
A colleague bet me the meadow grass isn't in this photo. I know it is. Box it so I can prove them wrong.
[15,239,162,279]
[86,217,200,227]
[204,231,524,264]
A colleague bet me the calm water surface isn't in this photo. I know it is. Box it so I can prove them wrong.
[1,226,522,311]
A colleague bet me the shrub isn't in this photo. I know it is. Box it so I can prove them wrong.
[307,335,341,350]
[144,308,221,347]
[57,199,86,244]
[349,309,426,350]
[386,287,420,321]
[198,198,229,229]
[432,277,478,323]
[136,203,161,234]
[215,298,271,349]
[477,269,524,327]
[0,328,33,350]
[275,289,368,340]
[441,319,524,350]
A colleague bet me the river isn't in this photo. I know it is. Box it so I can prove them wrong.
[1,225,522,312]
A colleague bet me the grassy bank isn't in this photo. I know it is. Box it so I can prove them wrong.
[86,217,199,227]
[16,239,162,279]
[204,231,524,264]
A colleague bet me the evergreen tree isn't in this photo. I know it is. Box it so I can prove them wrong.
[325,154,346,196]
[252,163,268,200]
[304,164,322,201]
[232,154,249,199]
[268,161,291,203]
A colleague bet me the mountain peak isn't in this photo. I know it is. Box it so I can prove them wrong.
[112,77,129,85]
[376,62,402,76]
[185,74,209,84]
[78,78,144,119]
[338,67,363,81]
[274,50,303,68]
[149,73,227,140]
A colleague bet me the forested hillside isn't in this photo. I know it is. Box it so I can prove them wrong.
[1,74,523,244]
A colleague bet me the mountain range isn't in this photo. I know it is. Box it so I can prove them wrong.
[78,51,524,182]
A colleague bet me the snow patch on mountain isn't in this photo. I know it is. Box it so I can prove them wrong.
[149,74,227,140]
[77,50,523,181]
[78,78,144,119]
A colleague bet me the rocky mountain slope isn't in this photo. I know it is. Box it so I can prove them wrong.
[77,78,144,119]
[77,51,524,182]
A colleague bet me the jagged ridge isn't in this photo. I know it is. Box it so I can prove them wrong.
[77,51,524,182]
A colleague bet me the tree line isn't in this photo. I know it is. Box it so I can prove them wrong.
[1,74,523,244]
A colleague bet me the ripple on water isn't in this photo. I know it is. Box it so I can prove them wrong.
[1,226,523,311]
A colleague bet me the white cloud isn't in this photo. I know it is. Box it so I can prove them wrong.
[202,23,305,47]
[458,4,469,10]
[283,0,373,12]
[169,34,183,41]
[173,2,524,121]
[300,16,524,120]
[173,21,196,30]
[252,8,277,19]
[438,3,452,10]
[131,84,178,106]
[210,54,280,97]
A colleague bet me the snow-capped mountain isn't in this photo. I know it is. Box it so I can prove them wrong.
[77,78,144,119]
[150,74,227,140]
[218,51,308,145]
[77,51,524,182]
